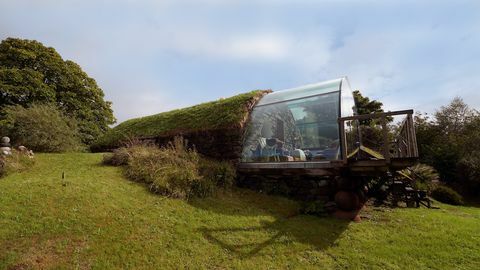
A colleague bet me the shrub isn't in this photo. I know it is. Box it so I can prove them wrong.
[431,186,464,205]
[457,154,480,195]
[116,137,234,199]
[0,157,6,178]
[367,177,389,203]
[300,200,327,216]
[398,163,440,191]
[102,147,130,166]
[0,104,82,152]
[199,158,236,191]
[0,151,35,178]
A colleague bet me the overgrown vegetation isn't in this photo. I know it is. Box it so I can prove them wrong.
[398,163,440,192]
[92,90,268,151]
[0,38,115,145]
[0,151,34,178]
[431,185,464,205]
[0,104,82,152]
[103,137,235,199]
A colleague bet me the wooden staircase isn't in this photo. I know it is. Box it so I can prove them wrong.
[390,171,431,208]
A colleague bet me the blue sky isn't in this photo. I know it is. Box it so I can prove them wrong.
[1,0,479,123]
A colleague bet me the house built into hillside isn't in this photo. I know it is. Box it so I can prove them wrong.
[95,77,418,205]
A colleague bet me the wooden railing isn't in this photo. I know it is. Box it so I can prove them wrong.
[338,109,419,164]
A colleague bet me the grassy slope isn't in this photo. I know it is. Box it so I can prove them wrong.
[1,153,479,269]
[92,90,267,150]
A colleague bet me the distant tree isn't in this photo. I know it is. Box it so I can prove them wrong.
[353,90,392,124]
[353,90,387,116]
[435,97,477,140]
[352,90,393,149]
[0,38,115,145]
[415,97,480,195]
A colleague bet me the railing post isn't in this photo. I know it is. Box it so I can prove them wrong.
[407,113,418,157]
[339,119,348,163]
[381,116,390,164]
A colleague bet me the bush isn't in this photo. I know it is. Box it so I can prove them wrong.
[367,177,389,203]
[0,157,6,178]
[102,147,130,166]
[300,200,327,216]
[431,186,464,205]
[199,158,236,191]
[114,137,235,199]
[0,151,35,178]
[398,163,440,191]
[0,104,82,152]
[457,154,480,195]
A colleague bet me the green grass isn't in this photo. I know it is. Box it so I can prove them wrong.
[92,90,268,150]
[1,153,479,269]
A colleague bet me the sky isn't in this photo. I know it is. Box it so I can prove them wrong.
[1,0,479,123]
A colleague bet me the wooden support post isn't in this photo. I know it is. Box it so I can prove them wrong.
[339,119,348,164]
[407,114,418,157]
[381,116,390,164]
[405,116,411,157]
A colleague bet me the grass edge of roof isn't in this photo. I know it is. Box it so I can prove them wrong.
[92,90,270,150]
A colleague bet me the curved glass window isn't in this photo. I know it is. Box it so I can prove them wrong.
[242,77,356,163]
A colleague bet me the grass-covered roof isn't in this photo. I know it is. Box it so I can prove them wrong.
[93,90,269,150]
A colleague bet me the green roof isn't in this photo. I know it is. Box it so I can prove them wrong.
[92,90,269,150]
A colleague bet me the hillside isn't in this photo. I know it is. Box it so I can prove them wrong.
[1,153,479,269]
[92,90,269,151]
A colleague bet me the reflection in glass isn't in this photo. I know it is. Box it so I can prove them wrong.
[241,77,356,163]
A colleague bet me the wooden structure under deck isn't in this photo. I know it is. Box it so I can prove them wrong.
[238,109,418,177]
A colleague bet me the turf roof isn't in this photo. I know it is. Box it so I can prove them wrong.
[93,90,269,150]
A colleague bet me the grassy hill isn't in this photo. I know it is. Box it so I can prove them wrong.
[92,90,268,151]
[1,153,479,269]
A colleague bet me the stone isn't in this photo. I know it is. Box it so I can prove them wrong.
[1,147,12,156]
[0,137,11,147]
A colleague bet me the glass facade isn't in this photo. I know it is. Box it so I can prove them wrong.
[241,77,356,163]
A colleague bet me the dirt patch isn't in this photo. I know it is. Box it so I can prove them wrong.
[7,236,89,270]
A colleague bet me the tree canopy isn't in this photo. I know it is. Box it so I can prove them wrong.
[415,97,480,194]
[352,90,392,125]
[353,90,387,115]
[0,38,115,145]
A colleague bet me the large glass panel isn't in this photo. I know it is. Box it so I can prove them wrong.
[242,91,340,162]
[257,78,342,106]
[340,77,360,159]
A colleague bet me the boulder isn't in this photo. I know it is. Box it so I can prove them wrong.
[0,147,12,156]
[0,137,11,148]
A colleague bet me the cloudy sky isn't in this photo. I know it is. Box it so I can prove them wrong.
[1,0,479,123]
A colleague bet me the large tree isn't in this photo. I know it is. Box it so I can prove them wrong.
[415,97,480,194]
[353,90,387,115]
[0,38,115,144]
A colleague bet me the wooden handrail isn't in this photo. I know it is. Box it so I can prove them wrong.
[338,109,414,122]
[338,109,418,163]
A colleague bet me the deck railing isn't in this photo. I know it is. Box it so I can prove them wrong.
[338,109,419,164]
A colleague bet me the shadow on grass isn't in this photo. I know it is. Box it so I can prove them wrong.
[191,190,349,258]
[198,217,348,258]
